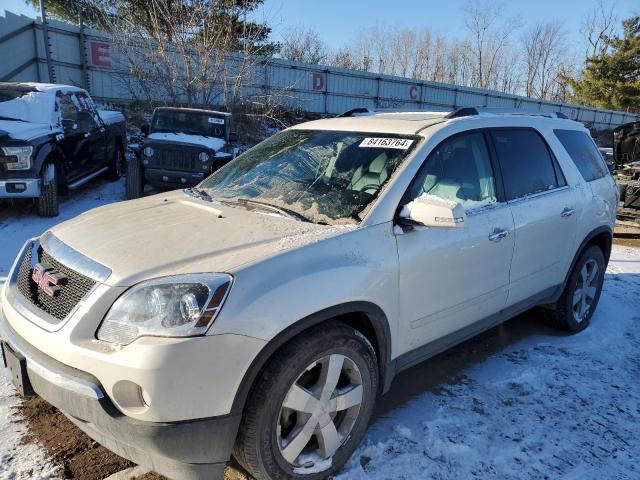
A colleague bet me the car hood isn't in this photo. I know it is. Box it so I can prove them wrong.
[0,120,58,142]
[47,190,355,286]
[146,132,226,151]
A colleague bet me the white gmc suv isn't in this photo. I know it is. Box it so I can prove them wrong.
[1,108,617,480]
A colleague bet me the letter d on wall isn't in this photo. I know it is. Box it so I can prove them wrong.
[312,72,325,91]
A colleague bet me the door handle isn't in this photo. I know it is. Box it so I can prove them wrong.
[488,228,509,242]
[561,207,575,218]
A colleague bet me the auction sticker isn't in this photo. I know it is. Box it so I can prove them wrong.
[359,137,414,149]
[208,117,225,124]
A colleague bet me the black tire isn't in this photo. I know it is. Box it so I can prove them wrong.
[37,163,59,217]
[233,323,378,480]
[617,182,626,203]
[107,144,124,181]
[541,245,605,332]
[125,157,144,199]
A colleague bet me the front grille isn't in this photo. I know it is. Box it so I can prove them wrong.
[149,145,200,171]
[16,247,96,323]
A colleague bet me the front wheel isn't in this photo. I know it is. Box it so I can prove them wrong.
[541,245,605,332]
[37,163,59,217]
[234,324,378,480]
[125,157,144,199]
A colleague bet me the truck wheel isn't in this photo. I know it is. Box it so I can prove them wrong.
[107,145,124,181]
[37,163,59,217]
[540,245,605,332]
[234,323,378,480]
[126,157,144,199]
[617,183,626,202]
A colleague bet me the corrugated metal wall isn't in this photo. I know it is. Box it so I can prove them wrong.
[1,9,639,129]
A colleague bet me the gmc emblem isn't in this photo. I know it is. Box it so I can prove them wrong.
[31,263,66,297]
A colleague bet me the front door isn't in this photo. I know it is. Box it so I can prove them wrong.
[396,130,515,356]
[57,92,106,181]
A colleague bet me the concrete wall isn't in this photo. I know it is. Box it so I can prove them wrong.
[2,9,639,129]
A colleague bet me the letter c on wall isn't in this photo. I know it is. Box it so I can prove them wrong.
[409,85,419,101]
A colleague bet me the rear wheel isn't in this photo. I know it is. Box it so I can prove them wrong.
[541,245,605,332]
[125,157,144,199]
[234,324,378,480]
[37,163,59,217]
[107,145,124,181]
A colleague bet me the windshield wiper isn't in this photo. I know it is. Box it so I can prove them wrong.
[234,198,312,223]
[0,116,25,122]
[183,187,213,202]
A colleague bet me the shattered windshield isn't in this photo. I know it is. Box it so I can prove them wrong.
[151,110,226,138]
[200,129,417,224]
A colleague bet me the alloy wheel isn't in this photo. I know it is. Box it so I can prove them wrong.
[572,259,599,323]
[277,354,363,472]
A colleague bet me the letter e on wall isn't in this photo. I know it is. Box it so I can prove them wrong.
[91,42,111,67]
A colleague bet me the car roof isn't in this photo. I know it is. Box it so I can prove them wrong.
[155,107,231,116]
[290,108,585,136]
[0,82,86,95]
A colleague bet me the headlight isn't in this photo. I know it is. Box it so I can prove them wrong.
[97,273,233,345]
[143,146,154,157]
[199,151,210,162]
[2,146,33,170]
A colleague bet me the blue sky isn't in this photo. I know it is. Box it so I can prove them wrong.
[4,0,637,49]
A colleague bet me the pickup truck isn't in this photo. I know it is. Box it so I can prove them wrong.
[127,107,236,199]
[0,82,126,216]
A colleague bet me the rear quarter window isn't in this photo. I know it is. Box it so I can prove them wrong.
[554,129,608,182]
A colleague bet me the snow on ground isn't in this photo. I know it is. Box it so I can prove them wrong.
[0,178,126,278]
[1,183,640,479]
[0,178,126,479]
[0,360,57,480]
[338,245,640,480]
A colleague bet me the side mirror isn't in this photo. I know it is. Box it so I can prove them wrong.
[398,195,466,228]
[228,132,238,143]
[141,124,150,136]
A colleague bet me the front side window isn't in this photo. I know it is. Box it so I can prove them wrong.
[406,131,497,209]
[491,129,561,201]
[201,130,417,224]
[554,129,608,181]
[58,93,96,133]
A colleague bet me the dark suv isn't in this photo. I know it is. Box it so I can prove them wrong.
[127,107,236,198]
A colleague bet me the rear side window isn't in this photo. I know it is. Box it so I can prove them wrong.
[554,129,608,181]
[490,129,561,201]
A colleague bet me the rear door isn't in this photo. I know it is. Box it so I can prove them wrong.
[490,128,579,306]
[396,130,515,355]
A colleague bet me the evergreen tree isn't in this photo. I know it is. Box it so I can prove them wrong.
[571,16,640,111]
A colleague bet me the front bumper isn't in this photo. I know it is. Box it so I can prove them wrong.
[0,315,238,480]
[144,167,205,189]
[0,178,40,198]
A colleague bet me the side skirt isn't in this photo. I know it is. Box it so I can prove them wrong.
[383,284,561,389]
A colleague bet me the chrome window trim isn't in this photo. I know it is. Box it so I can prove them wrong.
[0,316,103,400]
[507,185,570,206]
[40,231,111,283]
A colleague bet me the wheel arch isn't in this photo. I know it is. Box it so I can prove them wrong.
[35,143,66,187]
[560,226,612,296]
[230,301,393,416]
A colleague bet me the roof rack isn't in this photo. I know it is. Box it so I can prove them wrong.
[338,106,570,120]
[446,107,569,120]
